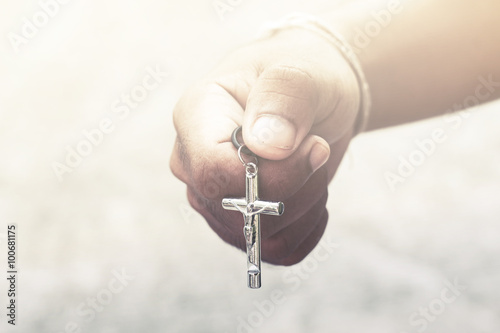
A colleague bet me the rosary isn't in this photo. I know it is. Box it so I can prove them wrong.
[222,126,284,289]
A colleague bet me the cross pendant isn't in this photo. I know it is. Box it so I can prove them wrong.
[222,163,284,289]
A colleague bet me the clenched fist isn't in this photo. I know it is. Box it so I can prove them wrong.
[170,28,360,265]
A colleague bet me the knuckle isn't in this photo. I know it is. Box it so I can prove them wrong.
[266,177,291,200]
[187,186,221,218]
[190,159,214,198]
[261,165,306,200]
[170,137,191,182]
[260,64,318,106]
[190,157,229,200]
[265,64,313,84]
[186,187,208,212]
[169,156,184,181]
[264,235,295,262]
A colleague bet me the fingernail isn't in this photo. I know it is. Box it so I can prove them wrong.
[309,142,330,173]
[251,115,296,149]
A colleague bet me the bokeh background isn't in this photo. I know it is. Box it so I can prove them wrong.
[1,0,499,332]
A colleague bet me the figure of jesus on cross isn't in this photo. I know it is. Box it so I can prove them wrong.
[222,156,284,289]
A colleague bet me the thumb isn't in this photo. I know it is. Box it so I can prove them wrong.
[242,64,327,161]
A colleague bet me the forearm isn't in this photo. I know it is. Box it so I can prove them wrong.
[326,0,500,130]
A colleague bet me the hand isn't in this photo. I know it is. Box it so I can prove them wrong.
[170,28,360,265]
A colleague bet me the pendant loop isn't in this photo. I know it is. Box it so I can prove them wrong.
[238,145,259,167]
[245,162,258,177]
[231,126,257,157]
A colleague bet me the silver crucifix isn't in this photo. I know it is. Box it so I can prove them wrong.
[222,143,284,289]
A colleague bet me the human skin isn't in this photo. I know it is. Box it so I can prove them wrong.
[170,0,500,266]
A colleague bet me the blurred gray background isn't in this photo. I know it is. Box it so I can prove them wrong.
[1,0,499,332]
